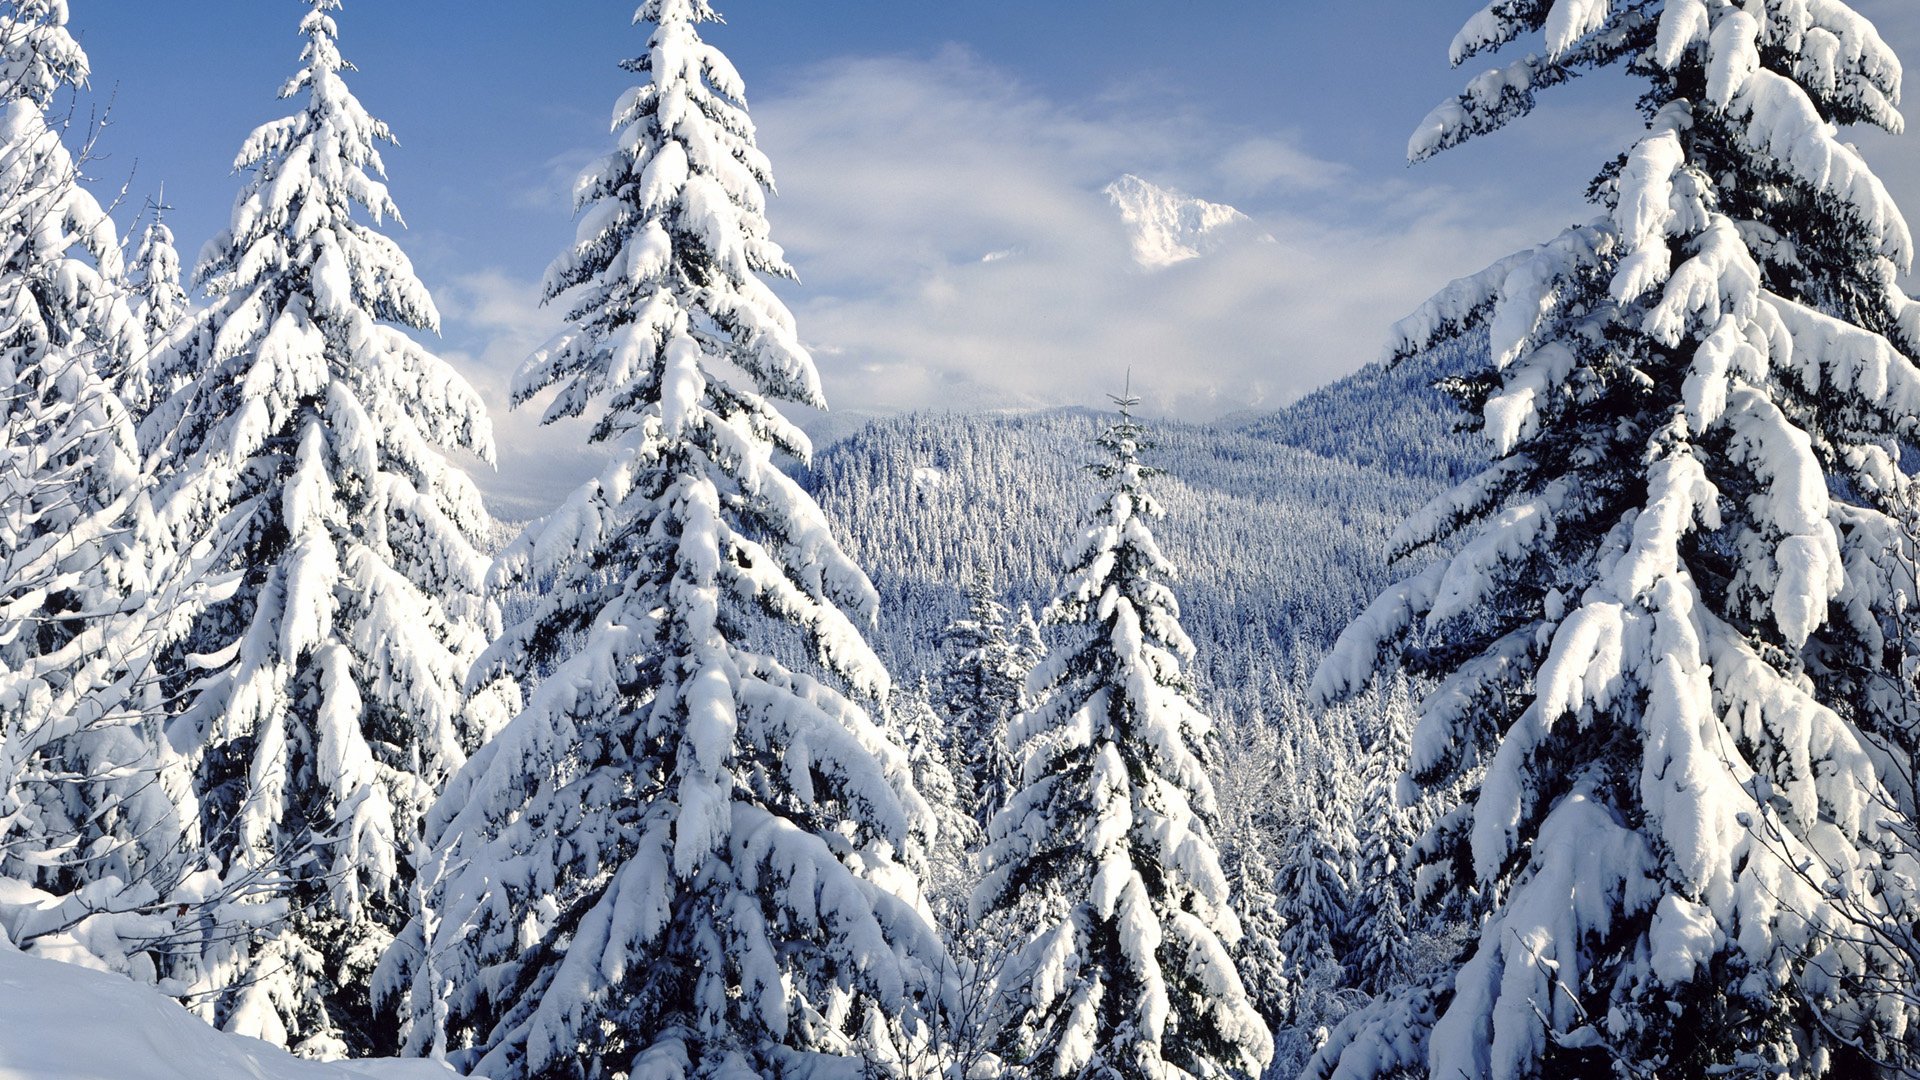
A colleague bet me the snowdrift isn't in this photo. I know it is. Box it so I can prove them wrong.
[0,946,464,1080]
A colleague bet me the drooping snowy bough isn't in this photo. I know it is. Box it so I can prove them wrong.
[975,400,1272,1080]
[1312,2,1920,1077]
[374,3,948,1077]
[0,0,206,985]
[140,0,503,1055]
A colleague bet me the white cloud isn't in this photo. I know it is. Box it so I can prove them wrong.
[437,46,1633,513]
[431,270,604,521]
[1214,134,1352,197]
[749,48,1567,422]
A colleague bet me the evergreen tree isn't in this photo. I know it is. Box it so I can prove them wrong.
[1314,2,1920,1074]
[1272,788,1352,1024]
[1208,707,1292,1054]
[122,190,189,416]
[976,395,1271,1080]
[1011,602,1045,691]
[890,679,980,925]
[0,0,200,982]
[1342,677,1421,1000]
[938,570,1026,828]
[139,0,500,1054]
[376,3,947,1076]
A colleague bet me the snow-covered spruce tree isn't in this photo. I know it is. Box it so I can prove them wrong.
[1012,602,1045,683]
[0,0,203,982]
[139,0,500,1055]
[1342,678,1422,1000]
[121,191,189,416]
[939,569,1027,829]
[976,396,1271,1080]
[890,679,980,924]
[375,3,946,1077]
[1207,707,1292,1058]
[1313,2,1920,1075]
[888,680,1003,1079]
[1271,780,1354,1038]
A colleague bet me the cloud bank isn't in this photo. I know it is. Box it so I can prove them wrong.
[751,48,1568,421]
[440,48,1618,513]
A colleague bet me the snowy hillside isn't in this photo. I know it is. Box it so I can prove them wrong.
[1104,173,1268,268]
[801,343,1478,718]
[0,945,464,1080]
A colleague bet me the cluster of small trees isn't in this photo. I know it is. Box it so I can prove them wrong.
[0,1,1279,1078]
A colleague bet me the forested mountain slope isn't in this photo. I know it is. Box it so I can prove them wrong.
[802,344,1479,717]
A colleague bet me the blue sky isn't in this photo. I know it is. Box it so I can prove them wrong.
[71,1,1920,513]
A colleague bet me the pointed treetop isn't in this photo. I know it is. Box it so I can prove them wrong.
[515,0,821,440]
[204,0,433,334]
[1110,368,1139,418]
[254,0,396,195]
[130,186,188,356]
[1096,376,1156,483]
[297,0,347,77]
[637,0,720,26]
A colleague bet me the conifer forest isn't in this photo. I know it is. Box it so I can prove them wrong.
[9,1,1920,1078]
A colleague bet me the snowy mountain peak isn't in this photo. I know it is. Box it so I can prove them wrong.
[1105,174,1259,269]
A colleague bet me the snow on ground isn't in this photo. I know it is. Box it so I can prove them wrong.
[0,945,465,1080]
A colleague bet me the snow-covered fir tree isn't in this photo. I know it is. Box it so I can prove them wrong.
[1314,2,1920,1075]
[976,395,1271,1080]
[1340,677,1423,1001]
[889,679,979,924]
[0,0,203,983]
[1207,707,1292,1058]
[1012,602,1045,682]
[376,3,946,1077]
[1271,786,1353,1032]
[138,0,501,1055]
[121,191,189,416]
[939,570,1028,829]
